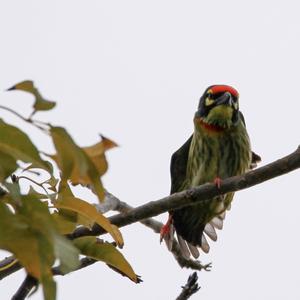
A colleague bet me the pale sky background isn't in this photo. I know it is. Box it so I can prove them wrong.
[1,1,300,299]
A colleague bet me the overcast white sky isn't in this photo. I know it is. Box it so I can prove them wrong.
[1,1,300,299]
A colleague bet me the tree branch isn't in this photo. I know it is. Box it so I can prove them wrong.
[97,192,211,271]
[176,272,200,300]
[11,275,38,300]
[1,146,300,281]
[0,256,21,280]
[70,146,300,238]
[11,258,98,300]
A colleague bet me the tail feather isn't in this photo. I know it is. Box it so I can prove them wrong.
[204,223,218,241]
[187,242,200,259]
[201,234,210,253]
[177,234,191,259]
[210,217,223,230]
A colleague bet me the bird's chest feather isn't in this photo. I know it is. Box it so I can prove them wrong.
[186,124,251,188]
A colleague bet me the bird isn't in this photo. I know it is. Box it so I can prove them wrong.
[160,85,261,258]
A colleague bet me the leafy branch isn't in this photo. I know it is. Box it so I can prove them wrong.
[0,80,299,300]
[0,81,138,300]
[1,146,299,283]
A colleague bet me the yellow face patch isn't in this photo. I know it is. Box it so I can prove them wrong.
[205,97,215,106]
[202,105,234,128]
[208,105,233,121]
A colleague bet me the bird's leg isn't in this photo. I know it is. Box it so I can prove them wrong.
[160,213,173,243]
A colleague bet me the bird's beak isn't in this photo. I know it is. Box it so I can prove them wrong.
[215,92,233,107]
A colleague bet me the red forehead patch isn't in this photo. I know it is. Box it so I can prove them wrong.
[210,85,239,97]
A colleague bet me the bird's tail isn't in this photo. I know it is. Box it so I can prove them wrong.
[169,204,227,259]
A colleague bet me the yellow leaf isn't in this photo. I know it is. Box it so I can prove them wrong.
[83,135,118,176]
[50,126,105,200]
[7,80,56,112]
[73,237,138,283]
[110,224,124,249]
[55,196,124,247]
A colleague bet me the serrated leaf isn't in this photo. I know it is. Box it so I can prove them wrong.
[7,80,56,112]
[50,126,105,200]
[0,119,51,174]
[73,237,137,283]
[55,196,123,247]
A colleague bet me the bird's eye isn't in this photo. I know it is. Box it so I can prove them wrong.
[205,95,214,106]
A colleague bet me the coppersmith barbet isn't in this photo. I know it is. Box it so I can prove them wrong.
[161,85,260,258]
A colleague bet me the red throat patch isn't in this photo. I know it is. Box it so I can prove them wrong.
[195,118,225,133]
[210,85,239,98]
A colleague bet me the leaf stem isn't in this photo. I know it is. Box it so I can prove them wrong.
[0,105,49,133]
[17,175,51,200]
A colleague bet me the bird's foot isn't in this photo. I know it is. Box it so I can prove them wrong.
[203,262,212,272]
[160,214,173,243]
[214,177,222,189]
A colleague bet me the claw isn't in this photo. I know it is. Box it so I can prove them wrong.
[214,177,222,189]
[160,214,173,243]
[203,262,212,271]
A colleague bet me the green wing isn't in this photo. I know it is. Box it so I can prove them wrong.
[240,111,261,168]
[170,135,192,194]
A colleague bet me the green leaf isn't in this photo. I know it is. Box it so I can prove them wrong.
[16,195,80,275]
[50,126,105,200]
[73,237,138,283]
[54,235,80,274]
[0,200,53,280]
[0,150,17,181]
[7,80,56,112]
[55,196,124,247]
[41,276,56,300]
[0,119,51,173]
[0,194,80,300]
[52,212,76,235]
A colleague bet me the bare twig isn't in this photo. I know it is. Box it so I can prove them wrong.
[176,272,200,300]
[0,105,49,132]
[0,256,21,280]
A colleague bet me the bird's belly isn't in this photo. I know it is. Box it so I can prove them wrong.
[188,133,250,188]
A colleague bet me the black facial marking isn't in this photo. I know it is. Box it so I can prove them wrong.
[196,86,240,125]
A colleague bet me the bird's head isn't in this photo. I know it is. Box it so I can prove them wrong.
[195,85,240,130]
